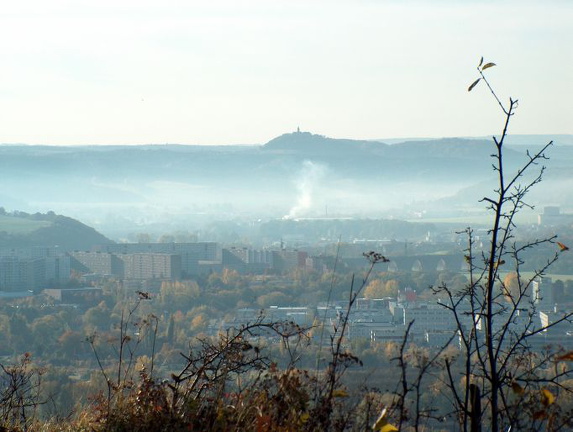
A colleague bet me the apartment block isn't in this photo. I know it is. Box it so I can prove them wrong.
[118,253,181,280]
[0,257,45,292]
[69,251,123,276]
[94,242,218,275]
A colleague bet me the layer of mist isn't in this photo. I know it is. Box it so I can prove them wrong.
[0,132,570,240]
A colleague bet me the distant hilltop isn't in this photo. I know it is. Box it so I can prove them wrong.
[263,131,383,154]
[262,130,572,154]
[262,130,517,163]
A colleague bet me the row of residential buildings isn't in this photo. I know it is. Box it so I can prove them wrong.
[223,277,570,352]
[0,242,321,292]
[0,243,217,292]
[0,252,71,293]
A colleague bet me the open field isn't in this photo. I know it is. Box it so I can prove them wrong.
[0,215,51,234]
[408,212,539,226]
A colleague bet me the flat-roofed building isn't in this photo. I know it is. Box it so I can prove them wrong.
[222,247,272,274]
[94,242,218,276]
[44,287,103,305]
[0,257,45,292]
[69,251,123,277]
[118,253,181,280]
[45,255,71,284]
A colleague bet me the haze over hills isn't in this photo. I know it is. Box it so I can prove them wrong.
[377,134,573,147]
[0,132,571,239]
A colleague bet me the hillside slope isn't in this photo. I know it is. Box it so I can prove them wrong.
[0,211,113,250]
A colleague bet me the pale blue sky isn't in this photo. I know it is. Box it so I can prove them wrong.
[0,0,571,145]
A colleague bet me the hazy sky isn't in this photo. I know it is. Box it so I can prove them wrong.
[0,0,571,145]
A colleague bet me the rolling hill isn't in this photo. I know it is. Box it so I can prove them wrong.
[0,210,113,250]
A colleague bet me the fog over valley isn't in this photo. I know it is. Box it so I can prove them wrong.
[2,131,571,240]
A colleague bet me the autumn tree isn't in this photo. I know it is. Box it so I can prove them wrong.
[159,280,200,312]
[385,280,400,297]
[365,279,401,299]
[502,271,521,302]
[430,58,573,432]
[364,279,386,299]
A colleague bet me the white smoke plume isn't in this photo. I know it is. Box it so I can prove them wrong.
[284,160,327,219]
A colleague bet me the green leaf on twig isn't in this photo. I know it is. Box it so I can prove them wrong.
[482,62,496,71]
[468,78,481,92]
